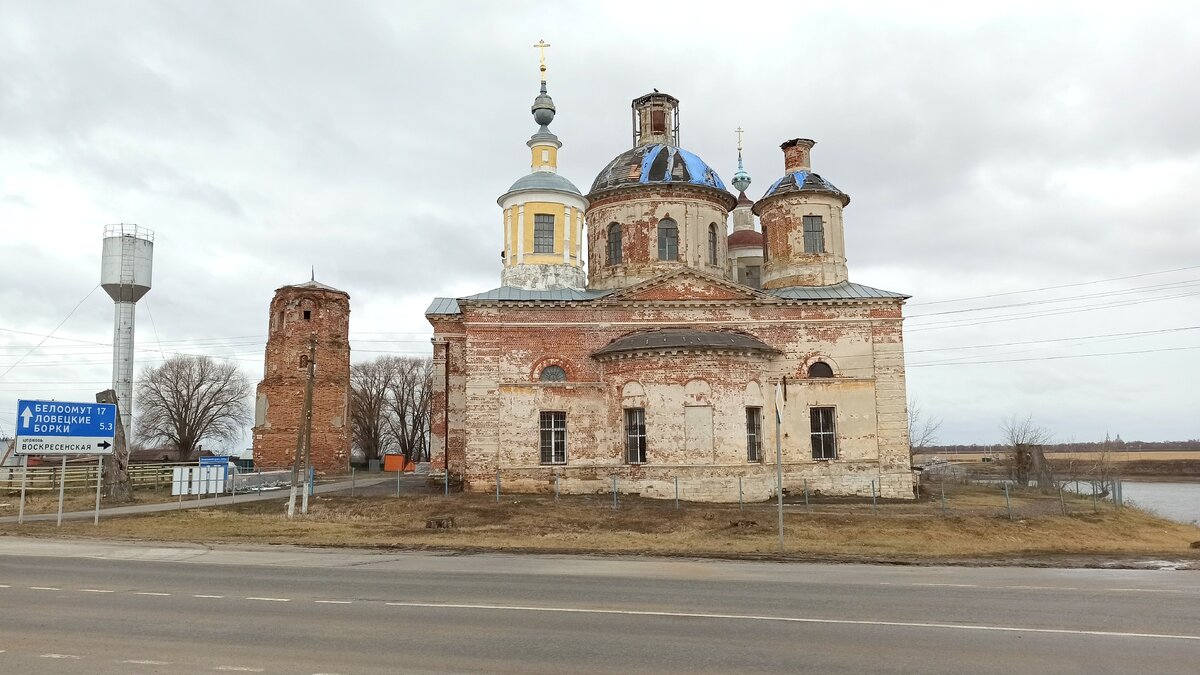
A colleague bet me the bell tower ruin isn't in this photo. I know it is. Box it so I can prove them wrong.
[251,279,351,473]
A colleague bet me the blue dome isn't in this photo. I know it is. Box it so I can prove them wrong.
[757,170,850,207]
[589,144,731,198]
[498,172,584,204]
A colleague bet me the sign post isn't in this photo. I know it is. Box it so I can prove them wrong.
[14,399,118,527]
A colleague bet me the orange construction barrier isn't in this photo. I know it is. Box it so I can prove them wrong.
[382,454,405,472]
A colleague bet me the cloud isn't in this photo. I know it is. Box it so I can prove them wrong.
[0,1,1197,444]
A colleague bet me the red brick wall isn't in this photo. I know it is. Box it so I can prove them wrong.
[252,286,351,473]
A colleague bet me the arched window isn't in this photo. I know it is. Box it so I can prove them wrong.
[607,223,622,265]
[657,218,678,260]
[539,365,567,382]
[708,223,718,264]
[808,361,834,378]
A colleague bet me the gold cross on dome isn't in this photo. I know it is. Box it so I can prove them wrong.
[735,126,744,152]
[534,39,551,66]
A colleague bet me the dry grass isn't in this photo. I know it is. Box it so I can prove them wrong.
[0,488,184,516]
[5,487,1199,562]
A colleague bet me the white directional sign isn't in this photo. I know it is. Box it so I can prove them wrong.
[14,399,118,455]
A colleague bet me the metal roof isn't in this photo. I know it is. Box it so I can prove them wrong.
[756,170,850,208]
[282,279,348,295]
[589,143,733,204]
[593,329,778,357]
[426,297,461,315]
[464,287,612,302]
[426,287,612,316]
[767,281,909,300]
[428,281,906,317]
[499,172,584,202]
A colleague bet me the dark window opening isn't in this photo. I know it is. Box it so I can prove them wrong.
[762,224,769,262]
[303,310,312,321]
[810,406,837,460]
[650,109,666,133]
[625,408,647,464]
[658,219,678,261]
[708,223,719,265]
[539,411,567,464]
[534,214,555,253]
[607,223,622,265]
[539,365,567,382]
[803,215,825,254]
[808,361,834,378]
[746,407,763,462]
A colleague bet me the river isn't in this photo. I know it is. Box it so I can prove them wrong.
[1120,481,1200,524]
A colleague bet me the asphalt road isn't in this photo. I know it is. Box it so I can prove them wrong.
[1,538,1198,674]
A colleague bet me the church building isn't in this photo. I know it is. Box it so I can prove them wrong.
[426,56,913,502]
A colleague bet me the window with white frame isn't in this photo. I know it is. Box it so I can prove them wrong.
[539,411,567,464]
[657,219,678,260]
[810,406,837,460]
[534,214,555,253]
[746,406,763,462]
[625,408,647,464]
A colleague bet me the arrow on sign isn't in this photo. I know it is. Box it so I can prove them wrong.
[97,441,112,450]
[20,407,32,429]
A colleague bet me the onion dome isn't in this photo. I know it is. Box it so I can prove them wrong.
[727,229,763,249]
[590,143,730,195]
[759,170,849,206]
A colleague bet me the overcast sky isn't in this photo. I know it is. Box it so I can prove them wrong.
[1,1,1197,447]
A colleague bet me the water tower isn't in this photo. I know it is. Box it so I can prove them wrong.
[100,224,154,437]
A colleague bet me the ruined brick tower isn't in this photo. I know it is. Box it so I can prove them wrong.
[251,279,351,473]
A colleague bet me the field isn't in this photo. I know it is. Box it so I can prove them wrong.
[4,485,1199,564]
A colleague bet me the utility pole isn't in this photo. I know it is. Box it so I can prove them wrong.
[288,335,317,518]
[775,378,786,554]
[301,335,316,514]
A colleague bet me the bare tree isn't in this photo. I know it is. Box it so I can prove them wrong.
[135,355,252,460]
[1000,414,1054,490]
[908,398,942,452]
[349,357,398,464]
[350,355,434,464]
[385,356,433,462]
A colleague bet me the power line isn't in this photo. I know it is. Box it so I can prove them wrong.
[904,326,1200,354]
[906,278,1200,319]
[906,289,1200,332]
[907,263,1200,307]
[909,345,1200,367]
[0,285,100,383]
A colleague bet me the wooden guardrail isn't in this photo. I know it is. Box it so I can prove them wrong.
[0,462,197,493]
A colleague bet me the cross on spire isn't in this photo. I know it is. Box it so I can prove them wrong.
[533,39,551,82]
[735,126,744,152]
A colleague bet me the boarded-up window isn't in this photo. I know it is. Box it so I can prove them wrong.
[685,406,713,460]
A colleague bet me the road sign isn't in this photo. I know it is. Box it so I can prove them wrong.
[14,399,118,455]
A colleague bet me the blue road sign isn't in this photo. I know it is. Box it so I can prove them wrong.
[14,399,118,455]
